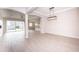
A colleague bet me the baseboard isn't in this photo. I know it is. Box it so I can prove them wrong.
[45,32,79,39]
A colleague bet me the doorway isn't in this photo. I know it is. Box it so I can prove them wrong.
[28,15,40,33]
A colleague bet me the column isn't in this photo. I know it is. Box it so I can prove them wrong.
[2,18,7,35]
[24,14,29,38]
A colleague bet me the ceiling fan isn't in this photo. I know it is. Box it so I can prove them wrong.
[48,7,57,21]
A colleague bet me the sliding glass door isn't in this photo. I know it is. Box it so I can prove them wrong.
[7,21,24,32]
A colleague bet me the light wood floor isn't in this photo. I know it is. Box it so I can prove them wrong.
[25,32,79,52]
[0,31,79,52]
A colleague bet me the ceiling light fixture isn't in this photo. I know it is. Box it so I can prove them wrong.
[48,7,57,21]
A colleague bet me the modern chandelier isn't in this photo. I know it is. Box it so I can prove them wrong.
[48,7,57,21]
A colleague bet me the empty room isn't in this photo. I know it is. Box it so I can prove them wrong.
[0,7,79,52]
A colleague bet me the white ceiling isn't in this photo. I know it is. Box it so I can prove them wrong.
[7,7,73,14]
[7,7,38,14]
[0,8,25,20]
[30,7,74,17]
[8,7,27,14]
[6,7,75,18]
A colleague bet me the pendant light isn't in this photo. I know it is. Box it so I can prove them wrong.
[48,7,57,21]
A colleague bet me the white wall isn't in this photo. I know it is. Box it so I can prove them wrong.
[45,8,79,38]
[40,17,47,33]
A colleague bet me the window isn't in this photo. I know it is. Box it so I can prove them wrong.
[7,21,24,32]
[29,23,32,27]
